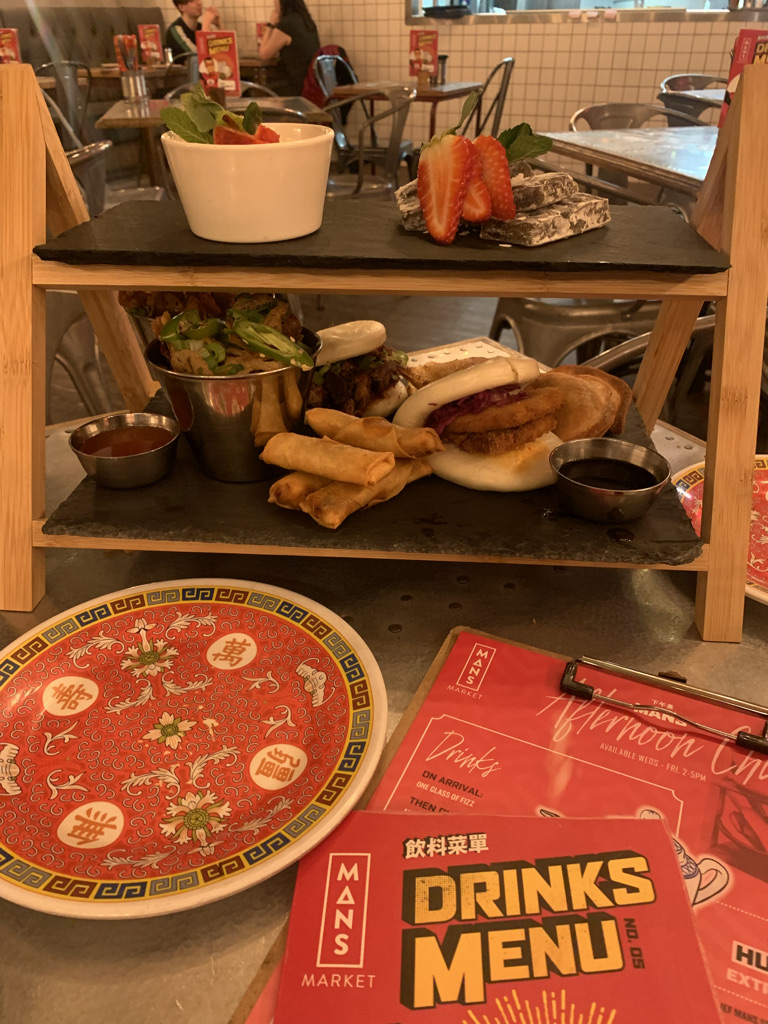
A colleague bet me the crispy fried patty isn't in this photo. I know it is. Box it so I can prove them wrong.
[446,414,558,454]
[446,388,563,434]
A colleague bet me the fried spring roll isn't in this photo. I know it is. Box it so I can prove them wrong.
[268,471,332,510]
[260,433,395,487]
[300,459,432,530]
[305,408,444,458]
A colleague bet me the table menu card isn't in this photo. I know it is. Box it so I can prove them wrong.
[367,630,768,1024]
[238,629,768,1024]
[409,29,438,79]
[196,30,241,96]
[275,811,721,1024]
[0,29,21,64]
[720,28,768,126]
[138,24,163,66]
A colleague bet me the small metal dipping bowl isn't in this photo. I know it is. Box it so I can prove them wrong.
[549,437,670,523]
[69,412,180,489]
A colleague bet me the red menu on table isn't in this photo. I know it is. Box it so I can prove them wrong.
[196,30,241,96]
[409,29,438,78]
[138,24,163,66]
[0,28,22,64]
[275,811,721,1024]
[239,630,768,1024]
[720,28,768,126]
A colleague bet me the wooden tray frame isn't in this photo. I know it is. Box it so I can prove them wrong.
[2,63,767,642]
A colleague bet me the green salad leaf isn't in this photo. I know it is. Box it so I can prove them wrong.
[160,105,211,145]
[160,84,265,144]
[497,122,553,163]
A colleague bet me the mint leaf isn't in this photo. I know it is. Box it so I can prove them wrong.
[242,102,263,135]
[160,106,211,144]
[498,122,553,163]
[181,83,224,133]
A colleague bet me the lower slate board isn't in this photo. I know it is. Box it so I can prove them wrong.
[44,405,701,567]
[33,200,728,275]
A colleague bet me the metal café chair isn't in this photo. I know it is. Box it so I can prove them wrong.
[659,74,728,122]
[312,54,418,180]
[35,60,92,140]
[324,87,416,199]
[458,57,514,139]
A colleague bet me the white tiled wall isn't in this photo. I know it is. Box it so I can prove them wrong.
[142,0,737,140]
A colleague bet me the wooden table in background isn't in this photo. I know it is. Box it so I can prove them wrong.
[96,95,326,186]
[95,95,324,131]
[543,125,717,196]
[332,80,482,138]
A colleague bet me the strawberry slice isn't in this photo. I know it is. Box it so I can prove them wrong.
[460,136,492,223]
[213,125,257,145]
[254,123,280,143]
[417,133,471,245]
[474,134,517,221]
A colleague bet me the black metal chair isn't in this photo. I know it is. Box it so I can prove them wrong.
[458,57,514,139]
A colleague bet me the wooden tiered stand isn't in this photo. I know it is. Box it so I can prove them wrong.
[2,63,767,641]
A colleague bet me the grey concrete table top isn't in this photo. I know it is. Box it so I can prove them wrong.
[2,423,767,1024]
[544,126,718,196]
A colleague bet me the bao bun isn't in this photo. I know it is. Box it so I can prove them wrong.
[314,320,407,418]
[394,353,561,491]
[315,320,388,366]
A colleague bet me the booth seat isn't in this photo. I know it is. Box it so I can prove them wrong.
[0,5,167,174]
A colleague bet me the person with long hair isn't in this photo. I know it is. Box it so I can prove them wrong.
[258,0,320,96]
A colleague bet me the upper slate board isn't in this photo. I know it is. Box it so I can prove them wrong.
[34,200,728,274]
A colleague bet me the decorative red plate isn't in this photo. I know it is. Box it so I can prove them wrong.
[673,458,768,605]
[0,579,387,918]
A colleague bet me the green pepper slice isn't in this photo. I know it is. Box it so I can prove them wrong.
[231,316,313,370]
[186,317,224,340]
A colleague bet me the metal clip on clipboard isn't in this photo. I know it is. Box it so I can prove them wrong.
[560,657,768,755]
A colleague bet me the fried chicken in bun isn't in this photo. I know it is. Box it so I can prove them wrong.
[393,353,562,491]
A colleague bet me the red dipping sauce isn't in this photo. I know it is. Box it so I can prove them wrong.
[75,425,176,458]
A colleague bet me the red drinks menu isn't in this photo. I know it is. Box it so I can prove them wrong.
[275,811,721,1024]
[720,29,768,126]
[138,24,163,66]
[196,30,241,96]
[409,29,438,79]
[0,28,22,63]
[367,631,768,1024]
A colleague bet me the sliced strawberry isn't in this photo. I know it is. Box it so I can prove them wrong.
[213,125,257,145]
[460,136,492,223]
[254,123,280,143]
[417,133,471,245]
[474,135,517,221]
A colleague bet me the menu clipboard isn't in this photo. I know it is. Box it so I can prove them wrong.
[231,628,768,1024]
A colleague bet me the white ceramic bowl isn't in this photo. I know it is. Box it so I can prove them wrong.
[161,122,334,243]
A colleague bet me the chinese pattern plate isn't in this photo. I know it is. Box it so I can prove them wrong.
[0,579,387,918]
[673,457,768,605]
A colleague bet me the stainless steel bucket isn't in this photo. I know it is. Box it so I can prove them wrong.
[145,331,321,482]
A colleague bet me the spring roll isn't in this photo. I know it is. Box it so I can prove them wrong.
[305,408,444,458]
[300,459,432,530]
[260,433,395,487]
[268,471,332,510]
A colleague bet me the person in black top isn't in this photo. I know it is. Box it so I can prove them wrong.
[165,0,222,59]
[258,0,320,96]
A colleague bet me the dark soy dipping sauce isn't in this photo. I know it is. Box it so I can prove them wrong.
[76,425,175,458]
[560,457,659,491]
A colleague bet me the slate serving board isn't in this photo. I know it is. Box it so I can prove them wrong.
[35,201,728,275]
[45,404,701,567]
